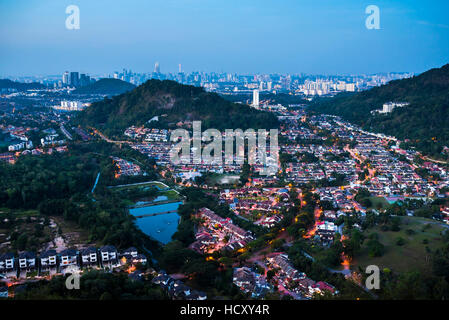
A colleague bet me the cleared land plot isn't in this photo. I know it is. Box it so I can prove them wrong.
[51,216,93,248]
[109,181,169,190]
[352,216,448,273]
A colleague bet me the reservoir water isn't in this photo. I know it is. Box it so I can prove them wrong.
[129,199,182,244]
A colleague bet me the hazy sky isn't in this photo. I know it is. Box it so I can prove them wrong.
[1,0,448,76]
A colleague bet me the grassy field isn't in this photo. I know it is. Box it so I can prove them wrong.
[109,180,170,190]
[159,189,183,200]
[352,216,448,273]
[110,180,182,203]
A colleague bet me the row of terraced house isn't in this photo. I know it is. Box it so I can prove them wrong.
[0,246,147,277]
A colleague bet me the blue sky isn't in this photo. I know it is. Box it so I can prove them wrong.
[0,0,448,76]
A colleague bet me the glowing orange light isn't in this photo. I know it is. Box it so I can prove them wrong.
[126,265,136,274]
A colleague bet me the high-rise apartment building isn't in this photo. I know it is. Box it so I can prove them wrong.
[70,72,79,87]
[62,71,69,85]
[252,89,259,107]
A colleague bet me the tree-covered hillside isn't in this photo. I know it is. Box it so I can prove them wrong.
[75,79,279,137]
[310,64,449,158]
[0,79,46,91]
[73,78,136,95]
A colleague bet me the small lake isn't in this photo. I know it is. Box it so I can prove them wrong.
[129,200,182,244]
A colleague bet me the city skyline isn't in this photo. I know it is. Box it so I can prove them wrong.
[1,0,449,76]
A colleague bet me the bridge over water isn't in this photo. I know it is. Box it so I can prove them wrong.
[134,209,179,218]
[129,199,183,209]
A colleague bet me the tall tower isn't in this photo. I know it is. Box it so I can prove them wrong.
[69,72,79,87]
[62,71,69,85]
[252,89,259,107]
[178,63,182,73]
[154,62,160,73]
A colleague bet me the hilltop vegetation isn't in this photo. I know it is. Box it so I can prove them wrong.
[310,64,449,159]
[75,79,279,137]
[0,79,46,91]
[73,78,136,95]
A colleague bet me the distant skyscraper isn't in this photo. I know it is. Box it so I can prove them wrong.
[79,74,90,87]
[178,63,182,73]
[154,62,160,73]
[70,72,79,87]
[62,71,69,85]
[252,89,259,107]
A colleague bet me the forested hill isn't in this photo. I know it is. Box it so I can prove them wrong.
[75,79,279,137]
[309,64,449,158]
[73,78,136,95]
[0,79,46,91]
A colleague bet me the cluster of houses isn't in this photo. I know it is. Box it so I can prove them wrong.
[131,143,172,166]
[21,145,68,156]
[40,133,66,147]
[220,187,291,228]
[0,124,35,152]
[111,156,143,178]
[279,116,322,142]
[315,221,339,243]
[285,163,325,184]
[266,253,338,299]
[280,125,358,186]
[0,124,33,143]
[0,152,16,164]
[125,126,280,184]
[124,126,169,142]
[0,246,147,278]
[1,122,70,160]
[232,267,272,298]
[315,187,362,213]
[8,140,33,152]
[322,159,358,183]
[347,124,446,197]
[151,270,207,300]
[441,207,449,224]
[280,114,449,201]
[189,208,254,254]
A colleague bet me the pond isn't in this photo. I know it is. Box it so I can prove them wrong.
[129,200,183,244]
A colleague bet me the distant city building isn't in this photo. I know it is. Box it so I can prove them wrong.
[252,89,259,107]
[53,100,86,111]
[62,71,69,85]
[79,74,91,87]
[69,72,79,87]
[154,62,160,74]
[373,101,409,114]
[345,83,355,92]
